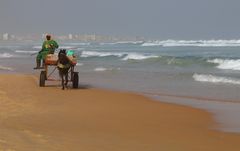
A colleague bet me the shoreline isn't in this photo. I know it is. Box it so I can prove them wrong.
[0,74,240,150]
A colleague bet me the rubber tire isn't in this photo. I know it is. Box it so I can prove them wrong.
[40,71,46,87]
[72,72,79,89]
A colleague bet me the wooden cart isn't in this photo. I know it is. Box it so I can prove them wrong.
[39,54,79,88]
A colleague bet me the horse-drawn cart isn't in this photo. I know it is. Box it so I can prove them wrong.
[39,54,79,89]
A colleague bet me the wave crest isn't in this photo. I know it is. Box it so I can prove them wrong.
[122,53,159,61]
[15,50,38,54]
[193,73,240,85]
[207,59,240,71]
[0,65,14,71]
[0,53,13,58]
[142,39,240,47]
[81,51,124,58]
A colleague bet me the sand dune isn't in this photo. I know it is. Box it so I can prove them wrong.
[0,74,240,151]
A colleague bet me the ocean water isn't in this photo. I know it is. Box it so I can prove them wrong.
[1,40,240,133]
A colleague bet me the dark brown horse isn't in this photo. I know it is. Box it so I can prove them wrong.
[57,49,71,90]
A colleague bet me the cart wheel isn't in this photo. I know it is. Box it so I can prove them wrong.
[40,71,46,87]
[72,72,79,89]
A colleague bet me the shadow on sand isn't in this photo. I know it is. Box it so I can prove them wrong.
[42,83,92,90]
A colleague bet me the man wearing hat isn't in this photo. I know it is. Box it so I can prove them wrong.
[34,34,59,69]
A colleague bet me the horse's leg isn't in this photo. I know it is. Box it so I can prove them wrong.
[61,73,65,90]
[65,70,68,88]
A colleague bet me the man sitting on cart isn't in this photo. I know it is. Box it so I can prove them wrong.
[34,34,59,69]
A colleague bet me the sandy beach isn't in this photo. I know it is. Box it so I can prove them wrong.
[0,74,240,151]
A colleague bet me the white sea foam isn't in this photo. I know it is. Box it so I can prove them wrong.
[81,51,124,58]
[94,67,107,72]
[33,46,75,49]
[142,39,240,47]
[15,50,38,54]
[0,53,13,58]
[0,45,20,49]
[60,46,76,49]
[100,41,143,45]
[193,73,240,85]
[207,59,240,71]
[141,42,163,47]
[66,43,90,46]
[122,53,159,61]
[76,63,83,66]
[0,65,14,71]
[94,67,120,72]
[33,46,42,49]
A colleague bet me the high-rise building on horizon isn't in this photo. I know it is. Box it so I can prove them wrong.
[3,33,9,40]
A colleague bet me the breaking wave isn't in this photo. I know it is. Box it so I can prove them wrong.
[122,53,159,61]
[0,53,13,58]
[100,41,144,45]
[207,59,240,71]
[81,51,160,61]
[0,65,14,71]
[76,63,83,66]
[94,67,120,72]
[81,51,125,58]
[66,43,90,46]
[142,40,240,47]
[193,74,240,85]
[32,46,42,49]
[33,46,75,49]
[15,50,38,54]
[94,67,108,72]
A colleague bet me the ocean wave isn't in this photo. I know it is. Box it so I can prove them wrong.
[94,67,107,72]
[122,53,159,61]
[0,53,13,58]
[207,59,240,71]
[66,43,90,46]
[94,67,120,72]
[15,50,38,54]
[81,51,160,61]
[33,46,75,49]
[32,46,42,49]
[81,51,124,58]
[193,73,240,85]
[0,65,14,71]
[142,39,240,47]
[0,45,20,49]
[76,63,83,66]
[60,46,76,49]
[100,41,144,45]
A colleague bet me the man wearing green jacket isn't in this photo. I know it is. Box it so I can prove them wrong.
[34,34,59,69]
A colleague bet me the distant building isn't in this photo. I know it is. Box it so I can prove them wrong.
[3,33,9,40]
[68,34,73,40]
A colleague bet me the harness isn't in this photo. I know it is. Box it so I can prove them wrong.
[57,63,71,69]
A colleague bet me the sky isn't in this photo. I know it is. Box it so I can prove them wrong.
[0,0,240,39]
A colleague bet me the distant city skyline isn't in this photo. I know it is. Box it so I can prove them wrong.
[0,33,146,42]
[1,0,240,40]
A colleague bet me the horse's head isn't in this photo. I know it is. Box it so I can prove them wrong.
[58,49,69,65]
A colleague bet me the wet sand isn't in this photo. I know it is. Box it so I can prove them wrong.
[0,74,240,151]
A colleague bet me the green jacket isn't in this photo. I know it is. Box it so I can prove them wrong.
[42,40,59,54]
